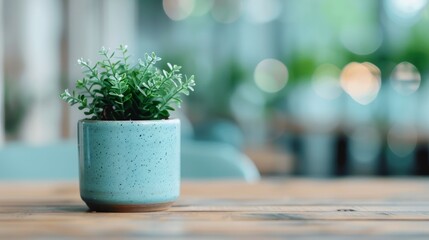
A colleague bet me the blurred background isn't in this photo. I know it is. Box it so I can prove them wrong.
[1,0,429,178]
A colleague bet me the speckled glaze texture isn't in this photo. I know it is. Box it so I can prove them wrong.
[77,119,180,211]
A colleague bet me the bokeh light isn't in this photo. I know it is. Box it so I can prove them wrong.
[340,25,383,55]
[385,0,428,24]
[211,0,241,23]
[230,83,266,144]
[311,64,342,100]
[387,124,418,157]
[163,0,195,21]
[390,61,421,95]
[191,0,213,16]
[230,83,265,120]
[340,62,381,105]
[254,59,288,93]
[244,0,281,24]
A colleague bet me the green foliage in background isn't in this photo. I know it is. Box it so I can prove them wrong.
[60,45,195,120]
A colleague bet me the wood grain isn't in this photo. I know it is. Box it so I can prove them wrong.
[1,179,429,239]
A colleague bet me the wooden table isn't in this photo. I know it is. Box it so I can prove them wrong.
[1,179,429,239]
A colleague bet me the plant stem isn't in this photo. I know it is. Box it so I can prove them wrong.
[156,85,185,116]
[103,52,126,119]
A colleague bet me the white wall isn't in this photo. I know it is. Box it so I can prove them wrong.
[102,0,137,49]
[65,0,137,137]
[66,0,103,137]
[19,0,62,144]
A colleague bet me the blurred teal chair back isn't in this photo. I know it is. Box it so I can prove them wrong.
[181,141,260,181]
[0,140,260,182]
[0,140,78,180]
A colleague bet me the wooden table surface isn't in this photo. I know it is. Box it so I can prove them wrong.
[1,178,429,239]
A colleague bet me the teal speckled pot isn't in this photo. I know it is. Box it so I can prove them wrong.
[77,119,180,212]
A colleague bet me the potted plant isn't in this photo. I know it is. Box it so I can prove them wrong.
[60,45,195,212]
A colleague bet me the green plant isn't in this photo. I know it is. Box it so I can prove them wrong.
[60,45,195,120]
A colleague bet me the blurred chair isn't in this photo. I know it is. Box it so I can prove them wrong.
[181,141,260,182]
[194,119,245,150]
[178,115,259,181]
[0,140,78,180]
[0,140,260,182]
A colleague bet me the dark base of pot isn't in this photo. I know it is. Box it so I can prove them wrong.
[84,200,174,212]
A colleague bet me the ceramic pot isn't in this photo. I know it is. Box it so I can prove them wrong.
[77,119,180,212]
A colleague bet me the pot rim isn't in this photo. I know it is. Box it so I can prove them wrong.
[78,118,180,124]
